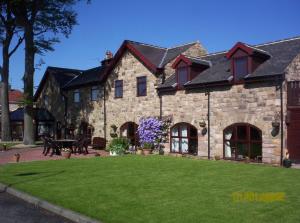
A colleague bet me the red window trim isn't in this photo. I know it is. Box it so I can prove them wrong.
[170,123,198,154]
[136,76,147,97]
[223,123,262,161]
[114,80,123,98]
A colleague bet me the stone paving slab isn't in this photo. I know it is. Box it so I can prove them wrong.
[0,147,109,165]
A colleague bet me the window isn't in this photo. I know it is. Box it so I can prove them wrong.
[91,86,100,101]
[170,123,198,155]
[234,57,248,80]
[137,76,147,96]
[43,95,49,107]
[115,80,123,98]
[224,123,262,162]
[177,67,188,89]
[73,89,80,103]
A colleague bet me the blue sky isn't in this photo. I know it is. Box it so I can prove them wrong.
[2,0,300,91]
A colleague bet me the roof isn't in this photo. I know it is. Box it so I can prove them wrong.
[8,89,23,103]
[158,36,300,89]
[10,108,55,122]
[63,66,106,89]
[34,66,82,101]
[105,40,200,76]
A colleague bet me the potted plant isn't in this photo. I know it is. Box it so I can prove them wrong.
[107,137,129,156]
[61,148,72,159]
[136,147,143,155]
[14,153,20,163]
[283,158,292,168]
[214,154,221,160]
[142,142,153,155]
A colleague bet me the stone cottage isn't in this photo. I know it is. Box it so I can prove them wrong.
[34,36,300,164]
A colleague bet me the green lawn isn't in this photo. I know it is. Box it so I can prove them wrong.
[0,156,300,223]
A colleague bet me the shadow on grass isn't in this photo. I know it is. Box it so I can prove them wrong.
[0,170,65,193]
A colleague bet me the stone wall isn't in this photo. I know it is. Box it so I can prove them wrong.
[36,74,65,133]
[105,50,161,140]
[65,85,105,138]
[160,81,282,164]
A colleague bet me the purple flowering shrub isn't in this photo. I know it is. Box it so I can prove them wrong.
[137,117,164,148]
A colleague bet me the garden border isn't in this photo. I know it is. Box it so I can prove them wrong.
[0,182,101,223]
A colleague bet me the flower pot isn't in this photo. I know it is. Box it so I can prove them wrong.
[214,155,221,160]
[62,151,71,159]
[136,149,143,155]
[110,151,118,156]
[142,149,151,156]
[14,154,20,163]
[283,159,292,168]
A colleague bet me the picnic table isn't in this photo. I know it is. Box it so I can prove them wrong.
[51,139,76,155]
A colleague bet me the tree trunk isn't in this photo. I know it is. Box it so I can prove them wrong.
[1,37,12,141]
[23,25,35,145]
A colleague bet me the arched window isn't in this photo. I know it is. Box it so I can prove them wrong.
[224,123,262,161]
[171,123,198,155]
[120,122,139,146]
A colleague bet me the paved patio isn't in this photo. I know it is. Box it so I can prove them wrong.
[0,147,109,165]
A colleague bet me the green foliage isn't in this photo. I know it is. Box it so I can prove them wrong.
[107,137,129,154]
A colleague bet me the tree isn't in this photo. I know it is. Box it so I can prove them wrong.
[11,0,80,144]
[0,1,24,141]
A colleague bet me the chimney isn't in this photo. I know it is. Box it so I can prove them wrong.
[101,50,114,67]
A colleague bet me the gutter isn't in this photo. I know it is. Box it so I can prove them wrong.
[279,73,285,166]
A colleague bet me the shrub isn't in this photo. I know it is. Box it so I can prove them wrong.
[107,137,130,155]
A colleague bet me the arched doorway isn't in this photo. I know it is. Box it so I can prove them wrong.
[170,123,198,155]
[223,123,262,161]
[120,122,139,146]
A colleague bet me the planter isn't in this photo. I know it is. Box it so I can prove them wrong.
[283,159,292,168]
[142,149,152,156]
[14,154,20,163]
[136,149,143,155]
[214,155,221,160]
[62,151,71,159]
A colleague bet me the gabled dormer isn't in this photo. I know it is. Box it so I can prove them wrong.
[171,54,211,89]
[226,42,271,83]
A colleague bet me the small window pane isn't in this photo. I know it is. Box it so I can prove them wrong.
[237,126,247,140]
[115,80,123,98]
[172,126,178,136]
[181,138,189,153]
[250,127,261,141]
[234,57,248,80]
[171,138,180,152]
[91,86,100,101]
[74,90,80,103]
[177,67,188,88]
[44,95,49,107]
[137,76,147,96]
[181,125,188,137]
[250,143,262,159]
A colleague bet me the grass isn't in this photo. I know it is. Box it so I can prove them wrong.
[0,156,300,223]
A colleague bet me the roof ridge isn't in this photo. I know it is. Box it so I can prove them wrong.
[202,36,300,57]
[254,35,300,47]
[125,40,167,49]
[168,41,198,49]
[47,66,83,72]
[158,49,169,68]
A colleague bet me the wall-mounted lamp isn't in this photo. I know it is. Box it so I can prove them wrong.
[271,112,280,137]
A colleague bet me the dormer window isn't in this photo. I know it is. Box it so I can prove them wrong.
[177,66,188,89]
[234,57,248,80]
[227,42,271,83]
[172,54,211,90]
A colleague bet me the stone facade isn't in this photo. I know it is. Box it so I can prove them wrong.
[65,85,105,138]
[35,38,300,165]
[36,74,65,136]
